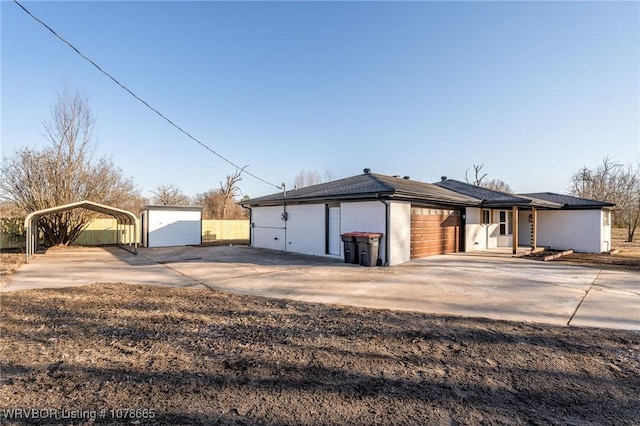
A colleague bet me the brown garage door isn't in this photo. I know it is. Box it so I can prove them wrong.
[411,207,460,258]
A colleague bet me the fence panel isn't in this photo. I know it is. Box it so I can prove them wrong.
[202,220,249,241]
[1,219,25,250]
[1,218,248,249]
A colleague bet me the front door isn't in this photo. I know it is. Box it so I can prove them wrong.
[497,210,513,247]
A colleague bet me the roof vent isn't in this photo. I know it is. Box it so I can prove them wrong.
[363,168,371,174]
[403,176,410,180]
[441,176,447,181]
[392,175,400,178]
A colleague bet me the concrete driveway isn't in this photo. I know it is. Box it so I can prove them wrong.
[3,245,639,331]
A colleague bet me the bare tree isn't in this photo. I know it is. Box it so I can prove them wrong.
[194,168,248,220]
[464,164,488,186]
[219,168,246,219]
[194,189,223,219]
[464,164,513,193]
[569,156,640,242]
[0,87,140,246]
[292,169,334,189]
[483,179,513,194]
[616,162,640,242]
[150,183,191,206]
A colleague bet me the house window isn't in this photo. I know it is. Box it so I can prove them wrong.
[481,209,491,225]
[603,211,610,226]
[499,210,512,235]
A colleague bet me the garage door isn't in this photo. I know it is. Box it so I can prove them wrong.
[411,207,460,258]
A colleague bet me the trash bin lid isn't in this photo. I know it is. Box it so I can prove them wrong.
[353,232,383,238]
[341,232,361,237]
[341,232,378,237]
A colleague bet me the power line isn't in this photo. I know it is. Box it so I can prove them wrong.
[12,0,281,190]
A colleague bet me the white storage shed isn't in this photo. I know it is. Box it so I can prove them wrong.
[140,206,202,248]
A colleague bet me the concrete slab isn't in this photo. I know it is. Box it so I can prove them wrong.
[568,270,640,330]
[1,246,204,291]
[3,245,638,331]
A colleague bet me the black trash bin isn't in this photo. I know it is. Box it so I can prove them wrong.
[340,233,359,264]
[355,233,383,267]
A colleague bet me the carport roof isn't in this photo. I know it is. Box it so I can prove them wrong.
[25,200,138,225]
[242,171,480,207]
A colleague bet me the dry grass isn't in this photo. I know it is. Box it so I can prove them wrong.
[0,254,24,286]
[612,227,640,257]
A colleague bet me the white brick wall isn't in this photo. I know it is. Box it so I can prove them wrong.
[250,200,418,265]
[389,202,411,265]
[284,204,328,256]
[465,207,482,252]
[464,207,498,251]
[251,206,286,251]
[537,210,608,253]
[340,201,387,264]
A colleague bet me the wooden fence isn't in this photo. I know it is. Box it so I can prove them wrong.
[1,218,249,249]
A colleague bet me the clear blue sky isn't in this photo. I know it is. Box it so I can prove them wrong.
[2,1,639,200]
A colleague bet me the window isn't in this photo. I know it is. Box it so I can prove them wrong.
[481,209,491,225]
[603,211,610,226]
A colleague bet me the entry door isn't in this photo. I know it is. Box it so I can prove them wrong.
[327,207,341,255]
[497,210,513,247]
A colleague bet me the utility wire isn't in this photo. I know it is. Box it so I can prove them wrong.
[12,0,281,190]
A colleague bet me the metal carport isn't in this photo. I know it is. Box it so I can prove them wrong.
[24,200,138,262]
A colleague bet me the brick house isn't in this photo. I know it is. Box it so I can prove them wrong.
[241,169,614,266]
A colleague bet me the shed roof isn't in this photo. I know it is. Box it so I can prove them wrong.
[242,172,480,207]
[142,205,203,213]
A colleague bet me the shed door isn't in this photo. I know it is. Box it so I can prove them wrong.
[327,206,341,255]
[411,207,460,258]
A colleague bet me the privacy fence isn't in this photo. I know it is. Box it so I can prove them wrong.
[1,218,249,250]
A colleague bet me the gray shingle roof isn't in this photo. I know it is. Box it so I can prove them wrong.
[434,179,541,206]
[519,192,615,209]
[243,173,479,207]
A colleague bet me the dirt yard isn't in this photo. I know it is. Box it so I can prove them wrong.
[1,230,639,424]
[552,228,640,271]
[0,253,25,288]
[1,283,639,425]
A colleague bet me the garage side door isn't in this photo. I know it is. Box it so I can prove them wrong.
[411,207,460,258]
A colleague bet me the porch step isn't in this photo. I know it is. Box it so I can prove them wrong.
[514,246,549,257]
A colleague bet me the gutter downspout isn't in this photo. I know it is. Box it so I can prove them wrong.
[282,184,287,252]
[376,195,390,266]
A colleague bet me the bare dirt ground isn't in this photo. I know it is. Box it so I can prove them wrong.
[1,283,639,425]
[1,231,639,425]
[552,228,640,271]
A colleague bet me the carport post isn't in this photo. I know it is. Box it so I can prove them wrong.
[512,205,518,255]
[530,207,537,250]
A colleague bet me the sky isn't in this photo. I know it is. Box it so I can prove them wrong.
[2,0,639,201]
